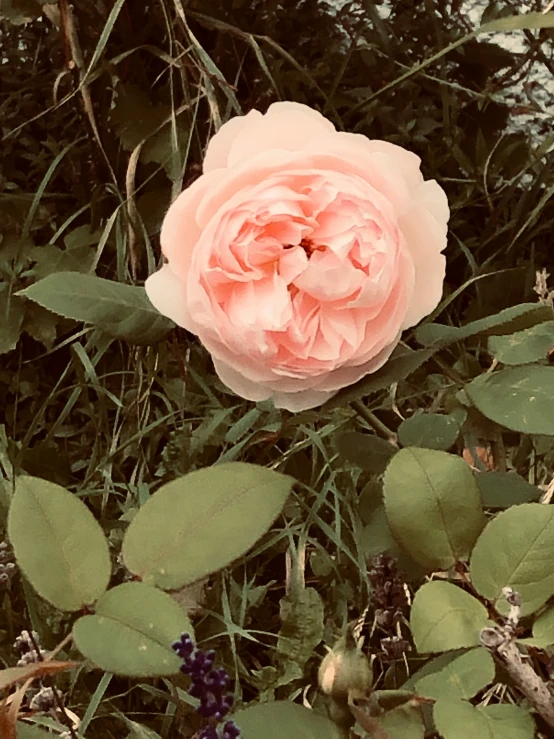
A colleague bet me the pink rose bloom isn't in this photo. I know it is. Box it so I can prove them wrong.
[146,102,449,411]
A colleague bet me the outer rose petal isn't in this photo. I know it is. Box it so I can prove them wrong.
[213,357,334,411]
[145,263,193,330]
[160,169,224,279]
[203,109,263,173]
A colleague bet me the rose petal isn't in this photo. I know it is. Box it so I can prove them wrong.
[144,263,193,330]
[203,109,264,172]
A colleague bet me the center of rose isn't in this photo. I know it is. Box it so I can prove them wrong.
[284,238,325,258]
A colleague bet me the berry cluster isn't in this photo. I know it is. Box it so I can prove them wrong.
[14,629,46,667]
[0,541,17,590]
[172,633,241,739]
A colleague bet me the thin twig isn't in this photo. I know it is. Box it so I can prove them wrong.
[480,588,554,731]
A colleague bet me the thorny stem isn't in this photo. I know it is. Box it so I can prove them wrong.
[351,400,396,443]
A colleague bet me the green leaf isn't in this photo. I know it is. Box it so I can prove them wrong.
[470,503,554,616]
[19,272,174,345]
[379,704,425,739]
[0,0,41,25]
[478,704,536,739]
[414,647,494,700]
[0,286,25,354]
[480,9,554,33]
[122,462,294,589]
[109,83,188,180]
[234,701,343,739]
[433,698,535,739]
[397,412,460,451]
[276,587,324,672]
[402,651,464,691]
[416,303,552,346]
[336,431,396,473]
[466,366,554,435]
[22,303,57,350]
[383,448,485,570]
[476,471,540,508]
[17,724,53,739]
[410,581,489,653]
[488,321,554,365]
[528,606,554,648]
[72,582,192,677]
[8,476,111,611]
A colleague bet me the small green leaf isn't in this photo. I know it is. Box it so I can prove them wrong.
[234,701,343,739]
[379,704,425,739]
[488,321,554,365]
[8,476,111,611]
[276,587,324,672]
[122,462,294,589]
[529,606,554,648]
[476,471,540,508]
[416,303,552,346]
[397,412,460,450]
[414,647,494,700]
[383,448,485,570]
[480,9,554,33]
[433,699,488,739]
[17,724,53,739]
[336,431,396,473]
[19,272,174,345]
[73,582,192,677]
[22,303,57,350]
[433,698,535,739]
[466,366,554,435]
[470,503,554,616]
[0,286,25,354]
[410,581,489,653]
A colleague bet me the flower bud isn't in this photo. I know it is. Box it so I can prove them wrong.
[318,634,373,705]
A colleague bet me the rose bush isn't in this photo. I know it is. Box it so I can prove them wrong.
[145,102,449,411]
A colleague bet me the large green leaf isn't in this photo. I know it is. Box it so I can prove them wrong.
[466,366,554,435]
[73,582,192,677]
[8,476,111,611]
[19,272,174,345]
[488,321,554,365]
[414,648,494,701]
[383,448,485,570]
[122,462,294,589]
[470,503,554,616]
[410,581,489,653]
[416,303,552,346]
[234,701,343,739]
[397,412,460,451]
[433,698,535,739]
